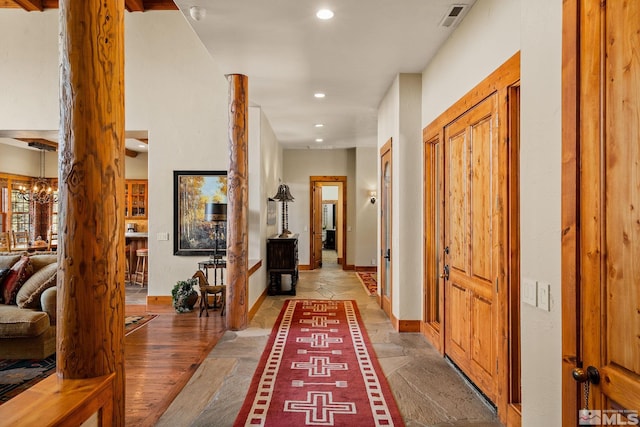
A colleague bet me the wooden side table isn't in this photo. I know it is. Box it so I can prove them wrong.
[198,256,226,285]
[266,234,299,295]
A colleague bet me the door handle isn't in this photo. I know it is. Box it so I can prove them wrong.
[572,366,600,385]
[439,265,450,280]
[383,248,391,260]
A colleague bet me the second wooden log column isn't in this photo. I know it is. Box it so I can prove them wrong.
[227,74,249,330]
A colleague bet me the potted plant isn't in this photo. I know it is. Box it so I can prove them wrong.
[171,278,199,313]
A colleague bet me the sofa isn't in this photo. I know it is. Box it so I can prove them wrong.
[0,251,57,359]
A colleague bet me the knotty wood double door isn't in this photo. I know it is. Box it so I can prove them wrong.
[423,54,520,423]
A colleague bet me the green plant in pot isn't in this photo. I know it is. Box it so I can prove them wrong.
[172,278,199,313]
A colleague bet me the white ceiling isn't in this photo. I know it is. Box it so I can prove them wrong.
[174,0,476,149]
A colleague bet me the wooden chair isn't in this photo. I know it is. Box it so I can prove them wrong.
[192,270,225,317]
[11,230,29,252]
[0,232,11,252]
[47,229,58,251]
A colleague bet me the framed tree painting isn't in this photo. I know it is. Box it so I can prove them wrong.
[173,170,227,256]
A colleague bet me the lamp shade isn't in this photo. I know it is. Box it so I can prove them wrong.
[271,184,294,202]
[205,203,227,222]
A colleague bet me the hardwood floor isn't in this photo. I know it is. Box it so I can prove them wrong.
[124,302,226,426]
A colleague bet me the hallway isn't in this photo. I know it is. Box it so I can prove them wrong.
[157,263,502,426]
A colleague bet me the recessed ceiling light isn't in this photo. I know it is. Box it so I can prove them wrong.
[315,123,324,128]
[316,9,334,20]
[315,138,324,143]
[314,92,326,99]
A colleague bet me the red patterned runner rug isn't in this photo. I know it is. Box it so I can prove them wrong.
[356,272,377,296]
[234,299,404,427]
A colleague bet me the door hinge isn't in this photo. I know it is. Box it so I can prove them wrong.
[496,358,499,373]
[495,278,499,293]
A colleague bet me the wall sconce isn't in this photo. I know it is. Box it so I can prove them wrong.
[369,190,377,204]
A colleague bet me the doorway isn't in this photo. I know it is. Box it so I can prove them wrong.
[309,176,347,270]
[380,139,392,318]
[422,54,520,423]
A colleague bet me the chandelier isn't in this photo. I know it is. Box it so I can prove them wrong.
[19,150,58,204]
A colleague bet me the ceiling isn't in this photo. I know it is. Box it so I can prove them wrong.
[0,0,476,150]
[173,0,476,149]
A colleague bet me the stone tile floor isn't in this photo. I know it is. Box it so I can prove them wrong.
[156,262,503,427]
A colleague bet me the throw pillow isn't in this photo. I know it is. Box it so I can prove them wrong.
[1,256,34,305]
[16,262,58,309]
[0,268,9,303]
[0,254,22,270]
[29,253,57,271]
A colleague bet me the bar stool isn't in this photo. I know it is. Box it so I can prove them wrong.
[133,248,148,287]
[124,245,131,284]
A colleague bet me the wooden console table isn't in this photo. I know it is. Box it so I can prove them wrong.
[267,234,298,295]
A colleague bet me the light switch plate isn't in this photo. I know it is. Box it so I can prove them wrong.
[537,281,550,311]
[157,232,169,241]
[522,278,537,307]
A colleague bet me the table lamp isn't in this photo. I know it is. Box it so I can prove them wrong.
[205,203,227,259]
[271,184,294,237]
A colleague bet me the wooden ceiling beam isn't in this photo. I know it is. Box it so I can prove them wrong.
[143,0,177,10]
[125,0,144,12]
[14,138,139,158]
[125,149,139,158]
[15,137,57,150]
[11,0,43,11]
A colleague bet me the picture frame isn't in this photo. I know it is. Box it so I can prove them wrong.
[173,170,227,256]
[267,199,277,225]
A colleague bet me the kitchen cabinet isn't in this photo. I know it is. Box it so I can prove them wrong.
[125,180,147,219]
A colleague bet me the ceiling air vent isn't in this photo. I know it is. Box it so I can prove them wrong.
[440,4,468,28]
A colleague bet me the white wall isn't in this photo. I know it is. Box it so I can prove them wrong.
[377,74,422,320]
[120,12,230,297]
[0,143,56,178]
[421,1,521,125]
[283,149,357,267]
[0,141,145,180]
[354,147,378,268]
[0,11,58,129]
[519,0,562,424]
[125,152,148,180]
[414,0,563,425]
[247,107,282,310]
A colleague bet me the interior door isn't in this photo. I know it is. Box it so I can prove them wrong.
[380,141,392,316]
[443,94,498,401]
[570,0,640,418]
[312,182,323,269]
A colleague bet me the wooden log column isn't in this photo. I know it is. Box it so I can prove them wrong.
[59,0,126,425]
[227,74,249,330]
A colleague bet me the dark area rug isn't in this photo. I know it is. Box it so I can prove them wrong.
[0,355,56,404]
[0,313,156,405]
